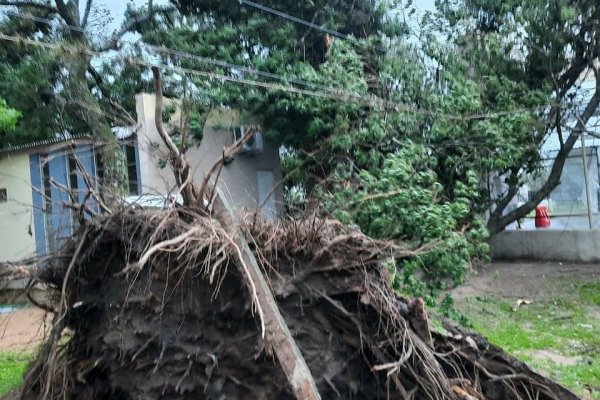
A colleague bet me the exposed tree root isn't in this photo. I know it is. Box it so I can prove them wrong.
[12,209,580,400]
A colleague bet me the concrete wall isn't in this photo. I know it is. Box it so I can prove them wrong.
[490,229,600,262]
[0,151,36,262]
[135,93,283,216]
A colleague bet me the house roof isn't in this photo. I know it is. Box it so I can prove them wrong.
[0,134,92,154]
[0,127,136,155]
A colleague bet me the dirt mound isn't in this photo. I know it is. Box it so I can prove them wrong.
[14,209,580,399]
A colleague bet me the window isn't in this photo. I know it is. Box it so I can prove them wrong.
[68,153,80,230]
[68,153,79,196]
[124,143,139,195]
[0,188,6,203]
[94,141,139,196]
[257,170,276,220]
[42,158,52,213]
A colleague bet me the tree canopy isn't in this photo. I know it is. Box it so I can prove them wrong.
[439,0,600,233]
[0,0,598,302]
[0,97,20,136]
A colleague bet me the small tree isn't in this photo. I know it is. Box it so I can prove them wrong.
[439,0,600,234]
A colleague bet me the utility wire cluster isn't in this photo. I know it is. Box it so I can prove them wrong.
[1,4,555,122]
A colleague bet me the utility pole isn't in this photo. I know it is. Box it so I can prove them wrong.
[581,133,594,229]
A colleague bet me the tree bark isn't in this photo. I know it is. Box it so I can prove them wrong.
[211,189,322,400]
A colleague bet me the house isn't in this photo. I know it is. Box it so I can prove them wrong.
[0,93,282,262]
[132,93,283,218]
[0,134,138,262]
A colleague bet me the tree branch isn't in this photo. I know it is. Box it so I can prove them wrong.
[152,66,199,207]
[0,0,57,12]
[152,66,180,160]
[489,176,520,222]
[53,0,78,27]
[81,0,92,28]
[96,0,154,52]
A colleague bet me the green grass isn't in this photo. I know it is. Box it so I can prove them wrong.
[458,278,600,399]
[0,352,32,396]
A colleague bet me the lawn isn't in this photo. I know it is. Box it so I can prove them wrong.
[456,277,600,399]
[0,351,32,397]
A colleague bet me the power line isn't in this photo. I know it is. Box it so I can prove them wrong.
[0,33,397,109]
[0,33,552,121]
[10,9,442,86]
[141,43,341,94]
[8,11,85,32]
[6,11,526,122]
[8,13,398,102]
[12,12,405,99]
[238,0,389,53]
[6,7,556,121]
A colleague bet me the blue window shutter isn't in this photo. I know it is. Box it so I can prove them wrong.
[74,145,99,217]
[29,154,46,256]
[75,145,95,202]
[48,151,71,249]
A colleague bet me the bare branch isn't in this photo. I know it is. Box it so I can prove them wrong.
[179,102,191,155]
[152,66,180,159]
[53,0,78,27]
[152,66,199,206]
[81,0,92,28]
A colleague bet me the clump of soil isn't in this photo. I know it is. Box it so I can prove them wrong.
[14,208,581,399]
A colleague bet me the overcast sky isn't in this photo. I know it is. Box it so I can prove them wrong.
[98,0,438,33]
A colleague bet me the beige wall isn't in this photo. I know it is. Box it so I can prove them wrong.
[0,151,36,262]
[135,93,283,215]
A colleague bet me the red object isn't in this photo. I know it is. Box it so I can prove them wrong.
[535,205,551,228]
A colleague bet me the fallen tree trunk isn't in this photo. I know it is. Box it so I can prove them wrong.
[12,209,580,400]
[211,189,321,399]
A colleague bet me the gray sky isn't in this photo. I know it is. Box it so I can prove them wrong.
[99,0,438,33]
[93,0,152,33]
[416,0,436,12]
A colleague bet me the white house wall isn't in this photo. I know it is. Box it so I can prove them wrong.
[135,93,284,215]
[135,93,180,196]
[0,151,36,262]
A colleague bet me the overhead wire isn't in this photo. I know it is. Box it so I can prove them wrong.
[8,11,452,106]
[6,12,558,118]
[238,0,390,53]
[0,33,398,108]
[0,28,555,122]
[6,11,85,32]
[10,12,378,95]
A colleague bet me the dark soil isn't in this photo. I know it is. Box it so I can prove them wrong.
[13,209,582,400]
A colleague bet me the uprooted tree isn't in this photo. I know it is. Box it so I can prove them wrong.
[4,1,598,300]
[1,66,582,400]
